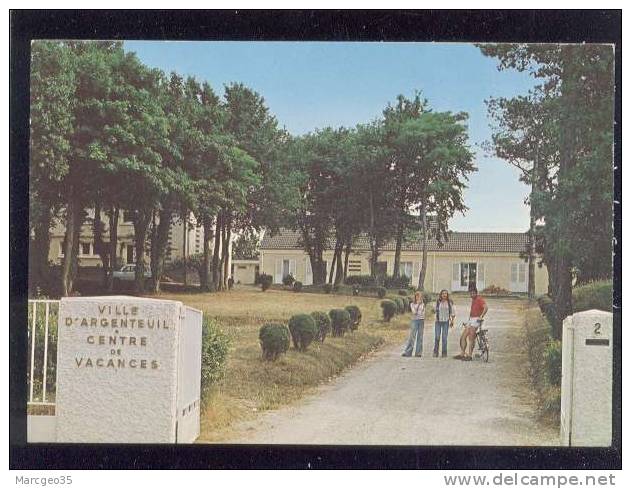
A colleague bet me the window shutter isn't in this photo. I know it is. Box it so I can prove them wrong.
[510,263,518,283]
[305,257,312,285]
[478,263,485,282]
[275,259,282,284]
[452,263,460,282]
[290,259,296,277]
[518,263,526,283]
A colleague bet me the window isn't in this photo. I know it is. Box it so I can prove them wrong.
[511,263,527,283]
[80,242,92,256]
[348,260,362,273]
[460,263,477,287]
[122,210,134,223]
[282,259,290,278]
[399,262,413,279]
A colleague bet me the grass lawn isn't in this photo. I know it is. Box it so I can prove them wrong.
[158,286,412,441]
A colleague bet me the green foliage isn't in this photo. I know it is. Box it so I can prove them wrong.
[259,323,290,361]
[351,284,360,296]
[383,275,411,289]
[344,275,376,286]
[376,287,387,299]
[259,273,273,291]
[398,289,408,296]
[323,283,333,294]
[282,274,295,286]
[328,308,351,337]
[543,340,562,387]
[310,311,332,342]
[380,300,397,322]
[572,280,612,313]
[537,295,560,339]
[293,281,303,292]
[201,317,230,393]
[344,305,362,331]
[288,314,318,351]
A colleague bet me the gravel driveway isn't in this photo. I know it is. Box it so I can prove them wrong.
[221,298,560,446]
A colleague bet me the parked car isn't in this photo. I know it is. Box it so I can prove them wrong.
[113,263,152,282]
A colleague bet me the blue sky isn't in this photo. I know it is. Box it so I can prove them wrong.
[125,41,537,232]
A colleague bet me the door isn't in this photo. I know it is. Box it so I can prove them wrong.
[510,262,527,292]
[452,262,480,291]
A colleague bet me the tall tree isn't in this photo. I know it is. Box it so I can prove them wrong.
[481,43,614,323]
[29,41,76,295]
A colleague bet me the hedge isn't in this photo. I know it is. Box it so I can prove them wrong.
[329,308,351,337]
[288,314,318,351]
[573,280,612,312]
[201,317,230,394]
[259,323,290,360]
[344,305,362,331]
[311,311,332,342]
[293,281,303,292]
[260,273,273,291]
[380,300,397,322]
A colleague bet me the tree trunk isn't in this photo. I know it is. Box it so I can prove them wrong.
[328,239,340,284]
[553,255,573,338]
[92,200,110,287]
[29,205,52,296]
[106,207,119,292]
[201,214,213,291]
[61,195,81,297]
[334,242,344,286]
[133,209,150,294]
[149,208,172,294]
[211,213,222,290]
[222,216,231,290]
[417,202,428,291]
[343,240,351,280]
[392,218,404,279]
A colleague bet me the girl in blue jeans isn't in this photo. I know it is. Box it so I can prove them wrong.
[402,291,425,357]
[433,289,456,357]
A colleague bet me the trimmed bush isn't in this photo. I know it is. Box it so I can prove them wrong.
[323,283,333,294]
[573,280,612,312]
[201,317,230,394]
[282,273,295,286]
[381,300,397,322]
[398,289,408,296]
[344,275,376,286]
[329,308,351,337]
[288,314,318,351]
[259,323,290,360]
[387,296,404,314]
[352,284,360,296]
[384,274,411,289]
[293,281,303,292]
[260,273,273,291]
[344,305,362,331]
[543,340,562,386]
[311,311,332,342]
[376,286,387,298]
[401,296,410,311]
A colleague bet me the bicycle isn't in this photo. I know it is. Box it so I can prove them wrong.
[474,319,490,363]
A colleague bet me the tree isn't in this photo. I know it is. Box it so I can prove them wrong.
[29,41,76,295]
[480,43,614,321]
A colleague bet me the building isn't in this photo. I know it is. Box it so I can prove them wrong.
[231,259,260,285]
[47,210,231,273]
[259,228,548,294]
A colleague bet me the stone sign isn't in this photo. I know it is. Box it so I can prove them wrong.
[560,309,613,447]
[55,296,202,443]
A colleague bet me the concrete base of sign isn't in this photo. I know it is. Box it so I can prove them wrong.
[54,296,202,444]
[560,309,613,447]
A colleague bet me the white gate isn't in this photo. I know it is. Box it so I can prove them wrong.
[27,299,60,442]
[27,299,60,410]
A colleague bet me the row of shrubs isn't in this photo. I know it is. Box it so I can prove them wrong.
[259,305,362,361]
[344,274,411,289]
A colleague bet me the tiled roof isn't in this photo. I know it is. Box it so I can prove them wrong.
[260,228,529,254]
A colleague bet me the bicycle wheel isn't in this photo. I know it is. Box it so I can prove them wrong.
[480,335,489,363]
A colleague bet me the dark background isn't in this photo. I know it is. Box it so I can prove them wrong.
[10,9,622,470]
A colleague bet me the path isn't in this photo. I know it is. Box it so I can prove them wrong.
[220,298,559,445]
